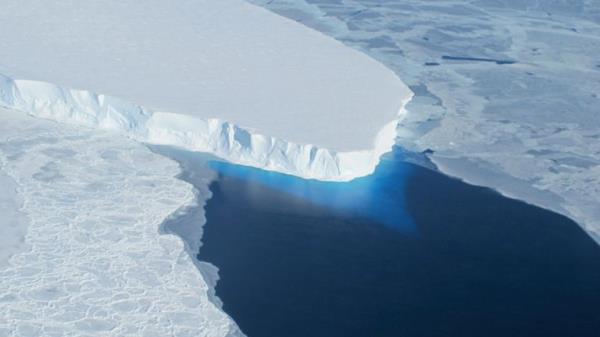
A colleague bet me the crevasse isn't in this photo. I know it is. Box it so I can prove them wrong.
[0,73,412,181]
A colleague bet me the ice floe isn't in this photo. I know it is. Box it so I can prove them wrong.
[0,109,242,336]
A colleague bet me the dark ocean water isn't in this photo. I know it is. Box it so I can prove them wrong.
[196,149,600,337]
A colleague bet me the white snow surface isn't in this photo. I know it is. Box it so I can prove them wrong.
[0,109,243,337]
[0,0,412,181]
[0,168,29,268]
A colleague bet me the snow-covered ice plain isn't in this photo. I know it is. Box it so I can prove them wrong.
[0,0,411,181]
[0,165,28,268]
[0,110,242,336]
[247,0,600,242]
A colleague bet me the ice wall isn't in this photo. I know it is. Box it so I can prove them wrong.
[245,0,600,242]
[0,74,410,181]
[0,0,412,181]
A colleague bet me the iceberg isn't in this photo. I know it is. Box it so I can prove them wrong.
[0,0,412,181]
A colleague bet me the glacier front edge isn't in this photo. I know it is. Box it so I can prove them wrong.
[0,0,412,181]
[0,74,411,181]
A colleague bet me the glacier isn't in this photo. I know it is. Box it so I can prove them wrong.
[0,74,409,181]
[0,0,412,181]
[0,0,414,335]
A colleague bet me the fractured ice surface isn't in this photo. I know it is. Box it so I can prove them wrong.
[0,168,28,268]
[0,109,242,336]
[247,0,600,242]
[0,0,412,181]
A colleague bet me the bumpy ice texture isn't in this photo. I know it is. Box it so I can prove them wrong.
[0,110,243,337]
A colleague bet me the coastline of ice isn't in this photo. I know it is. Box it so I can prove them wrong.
[0,0,413,181]
[0,109,243,336]
[246,0,600,243]
[149,146,229,311]
[0,74,410,181]
[0,1,417,334]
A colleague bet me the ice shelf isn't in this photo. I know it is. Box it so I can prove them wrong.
[0,0,412,181]
[245,0,600,242]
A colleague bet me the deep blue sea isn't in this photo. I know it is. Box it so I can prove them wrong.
[192,149,600,337]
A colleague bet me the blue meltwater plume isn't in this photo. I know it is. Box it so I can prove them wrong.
[208,148,417,235]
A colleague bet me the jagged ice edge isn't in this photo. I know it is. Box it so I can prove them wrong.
[0,73,411,181]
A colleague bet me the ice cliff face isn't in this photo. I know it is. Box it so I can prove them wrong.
[0,74,411,181]
[245,0,600,242]
[0,0,412,178]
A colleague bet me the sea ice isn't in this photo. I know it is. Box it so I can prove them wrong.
[0,169,28,268]
[247,0,600,242]
[0,109,242,337]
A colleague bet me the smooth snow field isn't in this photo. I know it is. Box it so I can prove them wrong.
[0,0,412,181]
[247,0,600,242]
[0,109,242,337]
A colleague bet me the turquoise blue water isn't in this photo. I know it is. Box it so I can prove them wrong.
[208,150,416,234]
[198,148,600,337]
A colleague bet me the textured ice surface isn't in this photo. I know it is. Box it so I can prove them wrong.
[0,0,412,181]
[0,109,242,337]
[247,0,600,242]
[0,168,28,267]
[0,74,407,181]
